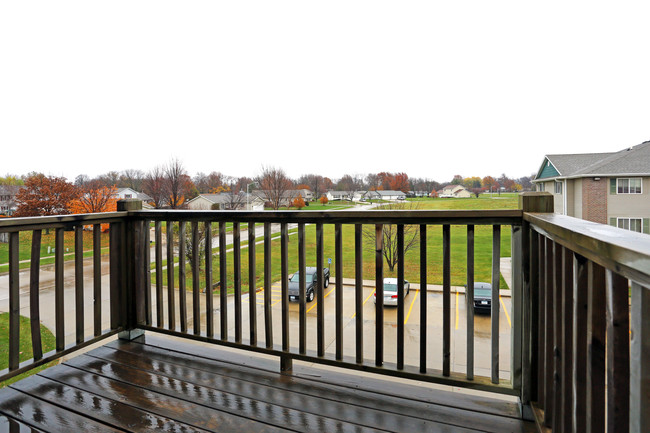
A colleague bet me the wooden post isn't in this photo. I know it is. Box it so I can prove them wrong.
[520,192,553,420]
[117,199,145,341]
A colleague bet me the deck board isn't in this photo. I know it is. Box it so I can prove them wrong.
[0,334,536,433]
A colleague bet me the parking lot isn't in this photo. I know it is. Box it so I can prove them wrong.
[213,281,513,380]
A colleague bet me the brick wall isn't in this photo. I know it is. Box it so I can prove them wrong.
[582,178,607,223]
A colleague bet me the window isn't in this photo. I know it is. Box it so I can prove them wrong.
[554,181,563,194]
[617,218,643,233]
[617,178,642,194]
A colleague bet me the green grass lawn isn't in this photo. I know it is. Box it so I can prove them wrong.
[407,194,519,210]
[155,222,512,295]
[0,313,57,388]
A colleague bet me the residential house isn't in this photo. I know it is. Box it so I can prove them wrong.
[114,188,153,202]
[352,191,381,202]
[0,185,21,216]
[326,191,353,201]
[187,193,265,211]
[407,191,429,198]
[438,185,472,198]
[532,140,650,234]
[376,190,407,201]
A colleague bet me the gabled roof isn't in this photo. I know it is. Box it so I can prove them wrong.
[535,141,650,181]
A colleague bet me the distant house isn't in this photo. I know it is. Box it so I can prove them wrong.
[376,190,407,201]
[0,185,21,216]
[187,193,265,211]
[326,191,353,201]
[439,185,472,198]
[532,140,650,234]
[352,191,380,202]
[114,188,152,202]
[407,191,429,198]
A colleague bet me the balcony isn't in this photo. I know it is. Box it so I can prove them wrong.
[0,192,648,432]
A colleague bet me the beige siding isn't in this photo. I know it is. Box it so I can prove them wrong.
[187,196,214,210]
[607,177,650,220]
[572,178,582,219]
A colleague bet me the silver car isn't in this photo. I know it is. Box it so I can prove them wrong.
[374,278,410,306]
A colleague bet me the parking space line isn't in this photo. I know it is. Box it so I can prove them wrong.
[499,295,511,328]
[351,289,376,319]
[404,290,419,324]
[306,286,336,314]
[455,291,459,330]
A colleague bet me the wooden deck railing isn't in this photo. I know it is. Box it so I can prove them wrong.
[522,194,650,433]
[1,193,649,432]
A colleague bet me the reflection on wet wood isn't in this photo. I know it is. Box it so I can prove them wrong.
[0,334,535,433]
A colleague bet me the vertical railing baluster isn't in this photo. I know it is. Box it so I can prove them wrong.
[178,221,187,333]
[511,225,523,393]
[529,229,539,402]
[561,247,574,433]
[8,231,20,370]
[491,225,501,384]
[299,223,306,355]
[220,221,228,341]
[335,223,343,361]
[573,253,588,433]
[316,222,325,357]
[397,224,405,370]
[264,222,273,348]
[537,233,546,407]
[630,282,649,433]
[419,224,427,373]
[93,224,102,337]
[543,238,554,426]
[552,242,562,432]
[142,221,151,327]
[442,224,450,376]
[606,270,630,433]
[30,230,43,360]
[155,221,163,328]
[166,221,176,331]
[466,224,474,380]
[375,224,384,367]
[248,222,257,346]
[281,223,289,360]
[134,219,146,330]
[586,261,606,433]
[108,224,119,333]
[355,224,363,364]
[75,225,84,345]
[205,221,214,338]
[192,221,201,335]
[233,222,241,343]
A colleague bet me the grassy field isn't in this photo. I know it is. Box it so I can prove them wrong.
[0,313,57,388]
[407,193,519,210]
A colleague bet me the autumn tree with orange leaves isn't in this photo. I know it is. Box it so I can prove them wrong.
[68,181,118,214]
[291,194,306,210]
[14,174,80,217]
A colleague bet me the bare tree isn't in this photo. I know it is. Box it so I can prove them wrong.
[256,166,293,210]
[363,202,420,272]
[143,165,167,208]
[164,157,190,209]
[120,169,145,190]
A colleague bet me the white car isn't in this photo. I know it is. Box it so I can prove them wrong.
[374,278,410,306]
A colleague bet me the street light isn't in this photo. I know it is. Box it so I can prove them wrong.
[247,182,258,210]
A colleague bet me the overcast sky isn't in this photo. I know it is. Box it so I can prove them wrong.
[2,1,649,184]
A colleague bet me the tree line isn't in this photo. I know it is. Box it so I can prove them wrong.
[1,159,535,216]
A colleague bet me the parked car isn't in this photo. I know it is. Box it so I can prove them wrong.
[374,278,410,306]
[471,282,493,314]
[288,267,330,302]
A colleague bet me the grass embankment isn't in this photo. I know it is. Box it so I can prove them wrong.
[0,313,57,388]
[155,223,512,295]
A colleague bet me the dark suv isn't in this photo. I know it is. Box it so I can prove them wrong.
[288,267,330,302]
[472,282,493,314]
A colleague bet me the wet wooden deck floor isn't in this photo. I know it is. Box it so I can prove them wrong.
[0,334,536,432]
